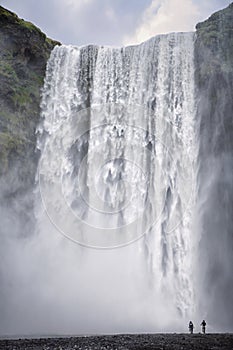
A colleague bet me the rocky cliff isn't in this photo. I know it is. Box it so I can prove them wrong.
[0,6,60,235]
[195,3,233,329]
[0,6,60,192]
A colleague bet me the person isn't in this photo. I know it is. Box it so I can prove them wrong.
[201,320,206,334]
[189,321,194,334]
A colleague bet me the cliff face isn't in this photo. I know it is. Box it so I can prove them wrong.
[0,6,60,235]
[0,6,60,190]
[195,3,233,329]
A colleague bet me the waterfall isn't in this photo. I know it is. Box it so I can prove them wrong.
[33,32,197,333]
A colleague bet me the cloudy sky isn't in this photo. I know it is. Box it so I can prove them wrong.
[0,0,230,46]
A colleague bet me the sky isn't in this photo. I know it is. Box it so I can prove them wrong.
[0,0,231,46]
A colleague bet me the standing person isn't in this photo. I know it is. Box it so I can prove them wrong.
[189,321,194,334]
[201,320,206,334]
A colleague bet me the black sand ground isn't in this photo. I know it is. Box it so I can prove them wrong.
[0,334,233,350]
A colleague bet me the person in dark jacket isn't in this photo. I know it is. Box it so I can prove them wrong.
[201,320,206,334]
[189,321,194,334]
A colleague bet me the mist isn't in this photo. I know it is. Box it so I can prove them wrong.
[0,198,186,335]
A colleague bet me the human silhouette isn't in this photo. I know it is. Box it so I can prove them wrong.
[201,320,206,334]
[189,321,194,334]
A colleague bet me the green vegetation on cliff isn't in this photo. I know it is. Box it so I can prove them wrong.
[0,6,60,182]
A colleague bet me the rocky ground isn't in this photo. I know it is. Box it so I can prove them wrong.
[0,334,233,350]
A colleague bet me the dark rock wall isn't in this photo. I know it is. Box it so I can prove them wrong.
[195,3,233,330]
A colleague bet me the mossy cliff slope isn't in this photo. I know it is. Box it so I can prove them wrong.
[0,6,60,237]
[195,3,233,329]
[0,6,60,191]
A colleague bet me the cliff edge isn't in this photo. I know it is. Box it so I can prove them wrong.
[0,6,60,187]
[0,6,60,236]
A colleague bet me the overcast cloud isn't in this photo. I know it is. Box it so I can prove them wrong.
[0,0,231,46]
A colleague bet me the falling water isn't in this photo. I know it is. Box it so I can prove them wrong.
[34,32,196,333]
